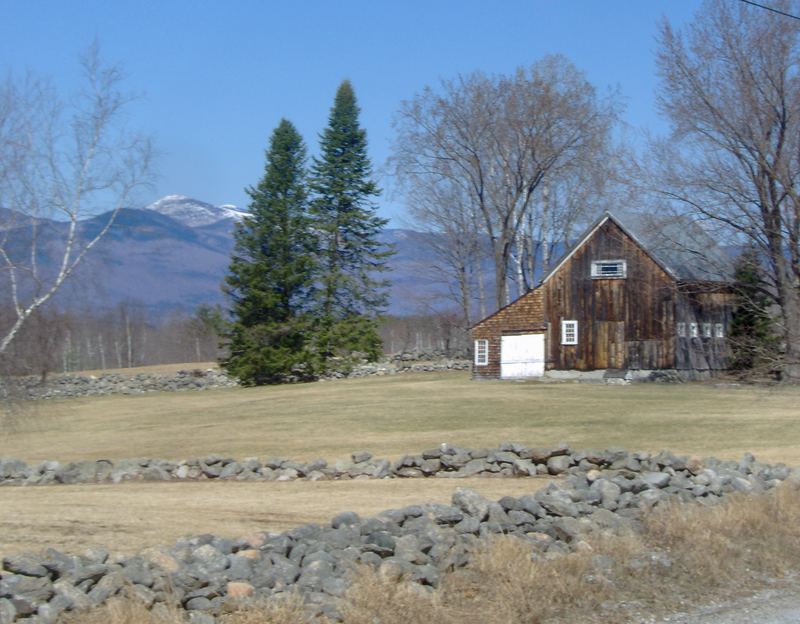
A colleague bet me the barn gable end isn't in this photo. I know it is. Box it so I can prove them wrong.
[470,212,736,380]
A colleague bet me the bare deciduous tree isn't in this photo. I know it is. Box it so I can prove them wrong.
[0,43,154,357]
[393,55,619,311]
[652,0,800,382]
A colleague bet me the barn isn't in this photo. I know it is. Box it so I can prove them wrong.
[470,212,737,381]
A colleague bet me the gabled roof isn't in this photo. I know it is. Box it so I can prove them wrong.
[539,211,735,286]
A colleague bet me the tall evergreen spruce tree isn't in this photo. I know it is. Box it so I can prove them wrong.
[223,119,316,384]
[309,81,391,366]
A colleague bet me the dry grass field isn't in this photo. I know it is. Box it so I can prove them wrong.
[3,371,800,465]
[2,370,800,560]
[0,477,550,557]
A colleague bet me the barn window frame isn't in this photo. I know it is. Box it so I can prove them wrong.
[702,322,712,338]
[561,320,578,345]
[677,322,686,337]
[474,339,488,366]
[591,259,627,279]
[689,322,699,338]
[714,323,725,338]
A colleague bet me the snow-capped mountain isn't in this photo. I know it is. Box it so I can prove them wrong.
[145,194,249,227]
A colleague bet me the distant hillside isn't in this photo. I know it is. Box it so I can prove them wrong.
[1,197,456,317]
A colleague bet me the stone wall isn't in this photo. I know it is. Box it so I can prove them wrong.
[0,444,796,623]
[12,357,471,401]
[0,443,731,486]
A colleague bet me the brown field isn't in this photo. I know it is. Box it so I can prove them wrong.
[0,478,550,557]
[3,371,800,465]
[2,370,800,559]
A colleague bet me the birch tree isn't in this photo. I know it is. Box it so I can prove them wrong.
[0,44,154,357]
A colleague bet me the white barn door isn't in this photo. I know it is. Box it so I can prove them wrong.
[501,334,545,378]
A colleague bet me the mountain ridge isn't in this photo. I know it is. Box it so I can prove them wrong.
[1,196,448,317]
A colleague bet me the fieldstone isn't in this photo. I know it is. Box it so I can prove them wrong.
[642,472,671,489]
[185,596,212,611]
[351,451,372,464]
[85,571,121,603]
[0,599,15,624]
[121,557,154,587]
[322,576,347,597]
[0,575,54,603]
[508,509,537,526]
[331,511,361,528]
[537,494,579,518]
[452,488,490,520]
[192,545,227,573]
[226,581,254,599]
[459,458,489,477]
[517,495,543,518]
[140,549,181,574]
[512,459,537,476]
[188,612,216,624]
[2,555,48,578]
[8,596,35,617]
[52,580,92,611]
[547,455,572,475]
[201,463,223,478]
[219,462,242,478]
[130,584,156,608]
[590,478,622,509]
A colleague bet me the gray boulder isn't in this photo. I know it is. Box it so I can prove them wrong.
[452,488,490,521]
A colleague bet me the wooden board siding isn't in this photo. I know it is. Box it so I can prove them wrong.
[471,289,546,379]
[540,219,676,371]
[674,287,736,370]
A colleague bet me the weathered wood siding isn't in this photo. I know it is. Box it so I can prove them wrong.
[674,287,735,370]
[541,220,676,371]
[471,289,546,379]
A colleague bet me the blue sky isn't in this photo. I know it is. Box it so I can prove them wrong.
[2,0,700,225]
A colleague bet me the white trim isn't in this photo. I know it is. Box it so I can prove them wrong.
[702,322,712,338]
[677,322,686,337]
[714,323,725,338]
[689,322,699,338]
[591,259,627,279]
[474,339,488,366]
[561,320,578,345]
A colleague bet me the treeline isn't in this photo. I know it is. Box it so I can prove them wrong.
[0,304,222,379]
[0,304,466,380]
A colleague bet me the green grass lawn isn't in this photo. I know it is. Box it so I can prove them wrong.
[4,371,800,465]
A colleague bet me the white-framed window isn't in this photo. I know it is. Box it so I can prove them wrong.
[689,322,699,338]
[715,323,725,338]
[474,339,488,366]
[561,320,578,345]
[591,259,627,279]
[702,323,712,338]
[677,322,686,337]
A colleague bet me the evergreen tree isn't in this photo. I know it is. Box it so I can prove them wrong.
[309,81,391,366]
[223,119,316,384]
[729,248,778,372]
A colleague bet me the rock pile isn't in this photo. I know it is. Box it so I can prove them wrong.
[0,446,795,623]
[1,443,772,487]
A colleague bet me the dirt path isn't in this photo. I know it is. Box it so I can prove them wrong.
[655,585,800,624]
